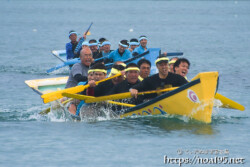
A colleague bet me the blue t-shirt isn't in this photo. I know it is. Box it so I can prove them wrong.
[132,45,147,55]
[107,49,132,62]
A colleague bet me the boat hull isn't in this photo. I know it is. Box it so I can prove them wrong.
[120,72,219,123]
[25,76,68,95]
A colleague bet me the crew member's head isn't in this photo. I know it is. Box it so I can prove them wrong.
[89,39,98,53]
[101,40,111,53]
[169,57,179,73]
[109,63,126,85]
[98,37,107,52]
[125,63,140,84]
[129,38,139,51]
[89,62,107,81]
[139,35,148,48]
[155,55,169,76]
[174,58,190,77]
[68,30,77,43]
[137,58,151,79]
[80,47,93,67]
[118,40,129,53]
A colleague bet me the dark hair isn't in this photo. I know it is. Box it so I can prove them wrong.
[126,63,138,68]
[69,30,76,34]
[137,58,151,68]
[90,62,107,70]
[89,39,97,43]
[112,64,126,71]
[170,57,179,61]
[98,37,107,43]
[120,39,129,46]
[173,58,190,72]
[130,38,138,42]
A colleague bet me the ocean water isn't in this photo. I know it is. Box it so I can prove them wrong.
[0,0,249,166]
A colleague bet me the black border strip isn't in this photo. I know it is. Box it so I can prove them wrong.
[123,78,201,114]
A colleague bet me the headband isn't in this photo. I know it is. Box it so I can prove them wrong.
[125,67,140,72]
[110,68,121,75]
[88,69,94,74]
[82,41,89,46]
[169,59,177,65]
[101,41,111,47]
[139,37,148,41]
[92,69,107,74]
[129,42,139,46]
[88,43,98,46]
[155,57,169,65]
[119,42,128,48]
[118,63,126,67]
[69,31,77,37]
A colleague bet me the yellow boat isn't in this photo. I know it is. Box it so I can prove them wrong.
[120,71,219,123]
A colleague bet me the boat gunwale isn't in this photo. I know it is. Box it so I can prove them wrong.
[122,78,201,114]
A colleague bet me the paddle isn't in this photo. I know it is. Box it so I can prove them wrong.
[74,22,93,54]
[160,52,184,57]
[107,100,136,107]
[215,93,245,111]
[62,87,178,103]
[47,55,107,73]
[41,72,122,104]
[39,98,73,115]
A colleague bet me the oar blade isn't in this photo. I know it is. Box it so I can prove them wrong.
[215,93,245,111]
[41,85,86,103]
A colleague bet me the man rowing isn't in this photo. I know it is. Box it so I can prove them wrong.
[132,35,148,56]
[130,55,188,99]
[65,48,93,88]
[173,58,190,81]
[128,38,139,52]
[105,40,132,63]
[66,30,86,60]
[137,58,151,81]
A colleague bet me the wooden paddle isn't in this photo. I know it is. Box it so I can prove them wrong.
[74,22,93,54]
[62,87,178,103]
[215,93,245,111]
[41,72,122,104]
[107,101,136,107]
[39,98,73,115]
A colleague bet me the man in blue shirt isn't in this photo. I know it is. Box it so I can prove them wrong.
[106,40,132,63]
[66,30,86,60]
[132,35,148,56]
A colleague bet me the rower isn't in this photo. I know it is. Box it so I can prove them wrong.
[73,63,107,115]
[137,58,151,81]
[169,57,179,73]
[65,47,93,89]
[105,40,132,63]
[130,55,188,99]
[110,63,140,94]
[93,63,126,97]
[89,39,102,60]
[98,37,107,52]
[128,38,139,52]
[173,58,190,81]
[66,30,85,60]
[109,63,143,109]
[132,35,148,56]
[101,40,113,57]
[86,63,108,96]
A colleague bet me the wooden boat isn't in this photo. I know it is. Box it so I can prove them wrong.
[25,76,68,95]
[120,71,219,123]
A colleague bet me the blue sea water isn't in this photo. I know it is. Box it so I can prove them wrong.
[0,0,249,166]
